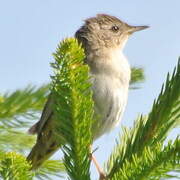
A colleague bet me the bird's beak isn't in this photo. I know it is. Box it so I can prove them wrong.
[127,25,149,34]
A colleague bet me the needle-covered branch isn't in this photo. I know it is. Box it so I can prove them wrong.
[0,85,49,128]
[106,59,180,179]
[108,138,180,180]
[0,152,33,180]
[0,129,35,152]
[51,38,94,180]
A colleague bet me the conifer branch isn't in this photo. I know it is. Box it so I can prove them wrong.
[0,129,35,152]
[0,85,49,128]
[106,59,180,179]
[108,138,180,180]
[51,38,94,180]
[0,152,33,180]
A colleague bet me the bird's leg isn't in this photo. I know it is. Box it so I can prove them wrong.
[90,154,106,180]
[90,146,106,180]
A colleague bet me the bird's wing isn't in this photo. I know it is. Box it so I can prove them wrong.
[27,93,60,169]
[28,93,54,135]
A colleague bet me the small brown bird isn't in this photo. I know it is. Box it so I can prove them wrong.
[27,14,148,175]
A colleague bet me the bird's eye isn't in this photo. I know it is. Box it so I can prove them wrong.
[111,25,119,32]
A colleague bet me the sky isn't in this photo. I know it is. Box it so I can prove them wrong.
[0,0,180,179]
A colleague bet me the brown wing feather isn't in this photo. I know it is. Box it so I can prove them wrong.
[28,93,54,134]
[27,94,60,169]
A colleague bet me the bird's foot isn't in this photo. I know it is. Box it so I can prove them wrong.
[90,150,106,180]
[99,172,106,180]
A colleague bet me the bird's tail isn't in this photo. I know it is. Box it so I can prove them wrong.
[27,132,60,169]
[27,94,60,169]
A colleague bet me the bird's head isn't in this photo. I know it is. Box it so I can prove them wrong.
[75,14,149,52]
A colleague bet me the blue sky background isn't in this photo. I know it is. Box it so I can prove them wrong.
[0,0,180,179]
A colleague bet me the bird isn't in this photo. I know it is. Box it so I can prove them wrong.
[27,14,148,177]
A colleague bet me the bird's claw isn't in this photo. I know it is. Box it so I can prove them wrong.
[99,172,106,180]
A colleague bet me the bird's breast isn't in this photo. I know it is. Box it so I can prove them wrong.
[87,50,131,139]
[91,72,130,139]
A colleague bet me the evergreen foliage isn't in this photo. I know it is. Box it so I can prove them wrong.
[51,38,93,180]
[0,152,33,180]
[0,38,179,180]
[0,85,49,128]
[0,84,65,179]
[130,67,144,89]
[106,60,180,179]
